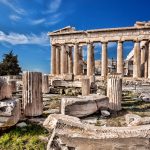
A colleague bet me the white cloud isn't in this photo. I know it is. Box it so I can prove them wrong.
[47,0,62,13]
[0,31,49,46]
[46,18,62,25]
[30,18,46,25]
[9,14,21,21]
[0,0,25,15]
[46,13,63,26]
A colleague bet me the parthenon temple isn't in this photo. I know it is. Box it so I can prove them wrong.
[49,21,150,78]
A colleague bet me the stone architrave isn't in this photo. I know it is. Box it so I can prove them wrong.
[107,74,122,111]
[22,72,43,116]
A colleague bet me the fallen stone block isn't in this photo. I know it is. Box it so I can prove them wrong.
[43,114,150,150]
[125,114,150,126]
[0,99,21,128]
[52,80,82,88]
[61,94,109,117]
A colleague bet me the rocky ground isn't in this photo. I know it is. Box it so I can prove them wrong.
[0,89,150,149]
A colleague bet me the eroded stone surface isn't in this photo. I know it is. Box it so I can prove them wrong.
[125,114,150,126]
[61,94,109,117]
[43,114,150,150]
[0,78,11,101]
[0,99,21,128]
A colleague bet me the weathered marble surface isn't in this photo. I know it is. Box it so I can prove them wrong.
[0,78,11,100]
[52,80,82,88]
[125,114,150,126]
[61,94,109,117]
[0,99,21,128]
[49,22,150,45]
[43,114,150,150]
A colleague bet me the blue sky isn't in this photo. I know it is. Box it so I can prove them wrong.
[0,0,149,73]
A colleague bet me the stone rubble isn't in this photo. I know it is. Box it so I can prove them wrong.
[43,114,150,150]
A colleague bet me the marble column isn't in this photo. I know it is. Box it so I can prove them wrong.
[61,44,67,74]
[117,41,123,76]
[51,45,56,74]
[68,46,73,74]
[144,43,148,78]
[107,74,122,111]
[66,45,69,74]
[141,46,145,78]
[73,43,79,75]
[79,46,83,75]
[148,42,150,78]
[133,41,141,78]
[56,47,60,75]
[101,42,108,77]
[87,43,95,76]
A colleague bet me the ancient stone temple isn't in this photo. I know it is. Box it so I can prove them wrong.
[49,21,150,78]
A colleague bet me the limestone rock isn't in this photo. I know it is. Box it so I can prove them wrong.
[125,114,141,126]
[42,75,49,94]
[8,80,16,93]
[61,94,109,117]
[52,80,82,88]
[125,114,150,126]
[16,122,27,128]
[101,110,110,117]
[43,114,150,150]
[50,87,63,94]
[81,116,98,124]
[0,78,12,101]
[0,99,21,128]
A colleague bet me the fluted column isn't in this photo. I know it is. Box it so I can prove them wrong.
[51,45,56,74]
[101,42,108,77]
[79,46,83,75]
[61,44,67,74]
[133,41,141,78]
[148,42,150,78]
[107,74,122,111]
[66,45,69,74]
[141,48,145,78]
[117,41,123,76]
[73,43,79,75]
[56,47,60,75]
[87,43,95,76]
[144,43,148,78]
[68,46,73,74]
[140,41,148,78]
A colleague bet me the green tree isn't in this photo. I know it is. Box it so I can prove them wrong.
[0,51,22,76]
